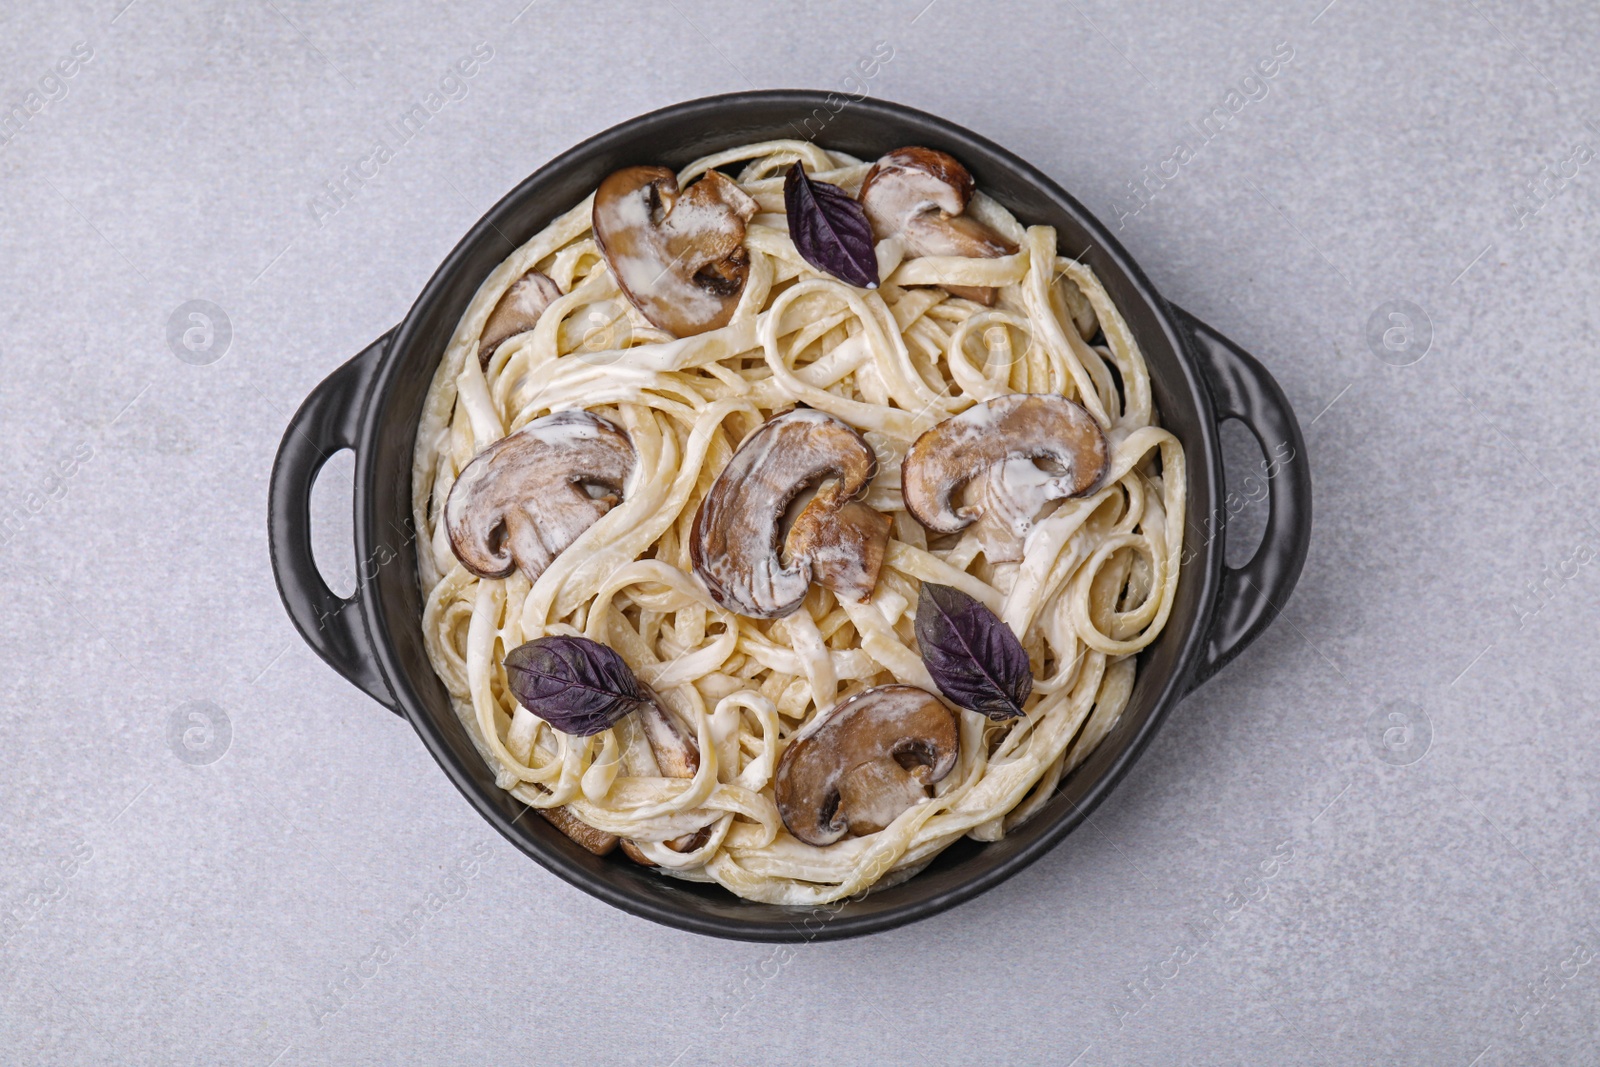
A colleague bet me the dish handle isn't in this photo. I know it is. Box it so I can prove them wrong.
[1175,308,1313,691]
[267,331,402,714]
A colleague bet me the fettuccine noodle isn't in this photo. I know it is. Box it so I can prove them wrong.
[412,140,1187,905]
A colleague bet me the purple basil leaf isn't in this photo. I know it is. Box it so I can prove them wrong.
[503,635,648,737]
[914,583,1033,720]
[784,162,879,289]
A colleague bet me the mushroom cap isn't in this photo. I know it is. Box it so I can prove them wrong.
[444,409,636,582]
[860,147,976,222]
[858,147,1017,306]
[774,685,960,846]
[901,394,1109,563]
[479,269,562,367]
[690,408,890,619]
[592,166,758,338]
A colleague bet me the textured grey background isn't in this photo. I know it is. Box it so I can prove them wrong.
[1,0,1596,1063]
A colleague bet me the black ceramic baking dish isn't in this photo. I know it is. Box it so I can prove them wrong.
[269,91,1311,942]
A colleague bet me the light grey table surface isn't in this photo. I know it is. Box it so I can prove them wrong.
[3,0,1597,1063]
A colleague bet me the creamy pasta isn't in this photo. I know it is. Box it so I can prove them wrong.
[411,139,1187,905]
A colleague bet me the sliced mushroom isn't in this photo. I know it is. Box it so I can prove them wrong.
[637,692,700,779]
[445,409,635,582]
[621,695,706,866]
[774,685,959,846]
[691,408,890,619]
[479,269,562,367]
[537,804,618,856]
[592,166,758,337]
[675,824,715,852]
[901,394,1109,564]
[620,824,715,868]
[619,839,652,865]
[858,146,1017,306]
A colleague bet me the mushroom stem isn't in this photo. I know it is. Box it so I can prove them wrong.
[638,693,700,779]
[620,694,705,866]
[835,759,929,836]
[792,499,891,603]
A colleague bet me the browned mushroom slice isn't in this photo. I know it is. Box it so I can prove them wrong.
[479,269,563,367]
[620,695,705,866]
[444,410,635,582]
[637,693,699,779]
[619,839,654,866]
[774,685,959,846]
[591,166,758,337]
[858,147,1018,306]
[690,408,890,619]
[537,804,618,856]
[901,394,1109,564]
[620,824,715,868]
